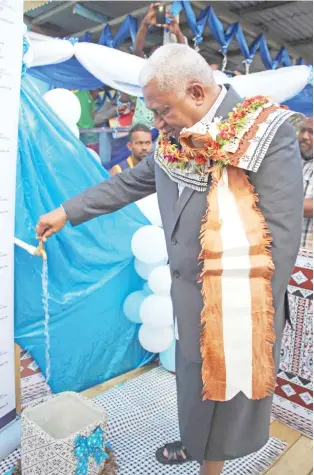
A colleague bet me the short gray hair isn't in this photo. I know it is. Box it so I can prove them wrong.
[139,43,215,94]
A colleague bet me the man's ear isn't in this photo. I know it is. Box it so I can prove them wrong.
[127,142,132,152]
[188,83,205,105]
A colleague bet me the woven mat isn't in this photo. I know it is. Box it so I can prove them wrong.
[0,368,286,475]
[93,367,285,475]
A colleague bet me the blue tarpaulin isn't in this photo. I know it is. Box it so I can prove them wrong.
[14,76,154,393]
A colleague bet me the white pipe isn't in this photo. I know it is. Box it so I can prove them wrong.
[14,237,38,256]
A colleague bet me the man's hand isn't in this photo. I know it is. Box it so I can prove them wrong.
[143,3,161,26]
[166,14,186,44]
[166,14,180,35]
[36,207,68,241]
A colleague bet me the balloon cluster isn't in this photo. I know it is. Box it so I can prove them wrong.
[43,88,81,138]
[123,195,175,372]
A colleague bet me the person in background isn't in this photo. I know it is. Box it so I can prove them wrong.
[73,89,99,153]
[109,124,153,175]
[132,2,186,129]
[133,2,186,58]
[94,91,136,165]
[94,92,135,128]
[299,117,313,250]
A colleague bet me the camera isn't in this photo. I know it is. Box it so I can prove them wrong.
[155,5,166,26]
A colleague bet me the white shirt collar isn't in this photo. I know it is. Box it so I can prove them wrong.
[181,85,227,135]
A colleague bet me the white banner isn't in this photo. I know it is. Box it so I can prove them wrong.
[0,0,23,432]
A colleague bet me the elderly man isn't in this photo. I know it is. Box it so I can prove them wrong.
[36,44,303,475]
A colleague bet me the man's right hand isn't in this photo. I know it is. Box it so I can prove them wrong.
[36,207,68,241]
[143,2,161,26]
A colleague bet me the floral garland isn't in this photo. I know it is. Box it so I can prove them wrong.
[158,95,272,174]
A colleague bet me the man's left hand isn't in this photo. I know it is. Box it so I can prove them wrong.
[166,14,181,35]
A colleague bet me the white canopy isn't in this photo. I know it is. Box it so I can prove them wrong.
[25,32,312,103]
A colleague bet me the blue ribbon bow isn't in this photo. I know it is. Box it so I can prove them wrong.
[74,426,109,475]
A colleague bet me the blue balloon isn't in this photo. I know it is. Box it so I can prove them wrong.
[123,291,146,323]
[160,340,176,372]
[142,282,153,296]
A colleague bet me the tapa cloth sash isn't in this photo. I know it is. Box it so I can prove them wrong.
[155,105,303,402]
[154,107,304,192]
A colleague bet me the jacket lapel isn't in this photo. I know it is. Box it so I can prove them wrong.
[169,85,241,237]
[172,186,194,232]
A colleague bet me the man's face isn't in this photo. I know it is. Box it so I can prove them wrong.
[128,130,153,161]
[143,78,206,138]
[299,117,313,161]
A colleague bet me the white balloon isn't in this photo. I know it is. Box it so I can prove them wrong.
[69,124,80,139]
[88,148,101,164]
[148,265,172,296]
[131,225,168,264]
[139,324,174,353]
[135,193,162,227]
[44,88,81,127]
[134,257,167,280]
[140,294,173,327]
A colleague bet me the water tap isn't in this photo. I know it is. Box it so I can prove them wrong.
[34,240,47,261]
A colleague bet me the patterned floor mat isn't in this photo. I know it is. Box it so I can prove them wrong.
[93,368,286,475]
[0,368,286,475]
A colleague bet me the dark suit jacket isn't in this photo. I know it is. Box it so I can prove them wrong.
[63,87,303,363]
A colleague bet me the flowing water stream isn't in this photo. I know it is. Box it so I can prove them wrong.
[41,259,51,389]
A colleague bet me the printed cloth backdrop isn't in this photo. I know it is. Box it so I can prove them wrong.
[272,248,313,438]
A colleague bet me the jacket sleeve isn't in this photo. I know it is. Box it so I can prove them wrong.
[250,121,303,313]
[62,153,156,226]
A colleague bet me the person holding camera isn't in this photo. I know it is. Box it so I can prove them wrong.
[133,2,186,58]
[132,3,187,129]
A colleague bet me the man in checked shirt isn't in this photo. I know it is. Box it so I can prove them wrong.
[299,117,313,250]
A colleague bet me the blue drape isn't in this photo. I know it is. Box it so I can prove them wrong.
[28,2,309,91]
[15,76,154,393]
[170,0,302,68]
[98,15,138,48]
[28,58,103,90]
